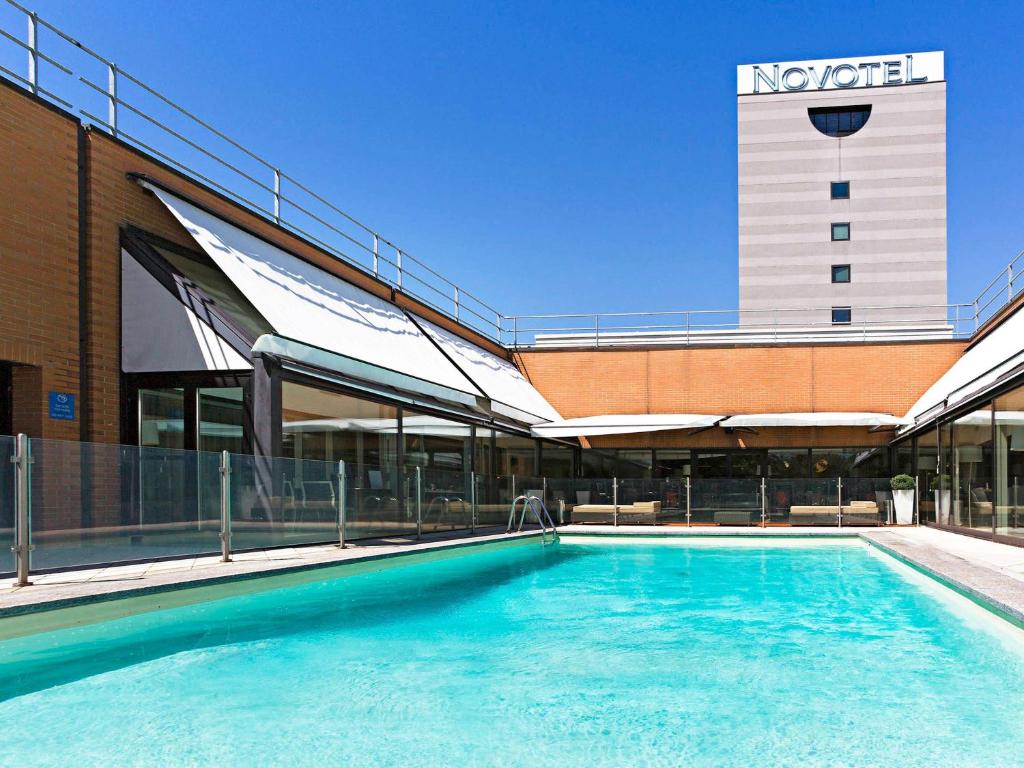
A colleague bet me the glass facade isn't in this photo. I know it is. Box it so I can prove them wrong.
[281,381,400,485]
[994,387,1024,537]
[894,376,1024,544]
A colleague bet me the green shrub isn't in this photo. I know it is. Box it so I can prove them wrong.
[890,474,915,491]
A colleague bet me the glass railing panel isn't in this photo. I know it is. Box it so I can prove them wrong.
[419,467,472,533]
[689,478,762,525]
[228,453,340,551]
[615,479,686,525]
[767,478,840,526]
[344,462,407,540]
[0,435,14,575]
[840,477,890,526]
[26,438,221,572]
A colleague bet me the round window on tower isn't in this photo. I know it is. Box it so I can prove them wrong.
[808,105,872,137]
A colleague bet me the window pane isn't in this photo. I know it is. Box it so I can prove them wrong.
[140,388,185,448]
[494,431,536,478]
[830,181,849,199]
[952,408,993,532]
[280,382,399,472]
[832,307,852,325]
[402,410,471,472]
[994,384,1024,538]
[808,106,872,137]
[832,223,850,241]
[654,449,690,479]
[832,265,850,283]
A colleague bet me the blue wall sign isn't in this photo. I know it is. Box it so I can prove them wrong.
[48,391,76,421]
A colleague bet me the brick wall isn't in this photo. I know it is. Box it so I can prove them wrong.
[516,341,966,448]
[0,82,80,441]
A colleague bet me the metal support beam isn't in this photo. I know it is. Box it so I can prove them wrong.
[219,450,232,562]
[613,477,618,527]
[415,466,422,540]
[837,477,843,529]
[273,169,281,223]
[761,477,767,527]
[470,471,477,532]
[12,434,33,586]
[27,13,38,95]
[107,63,118,138]
[337,460,347,547]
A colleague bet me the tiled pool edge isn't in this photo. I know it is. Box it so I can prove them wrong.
[0,531,543,624]
[861,532,1024,630]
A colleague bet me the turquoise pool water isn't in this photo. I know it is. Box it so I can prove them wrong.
[2,539,1024,767]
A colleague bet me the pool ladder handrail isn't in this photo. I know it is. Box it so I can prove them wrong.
[507,494,559,544]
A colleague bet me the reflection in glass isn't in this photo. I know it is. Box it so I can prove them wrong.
[768,449,807,478]
[140,388,185,448]
[952,408,993,531]
[994,385,1024,539]
[541,443,574,479]
[654,450,690,479]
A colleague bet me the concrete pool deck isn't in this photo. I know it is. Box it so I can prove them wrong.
[3,524,1024,629]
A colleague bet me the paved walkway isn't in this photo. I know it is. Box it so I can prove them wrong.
[0,527,533,618]
[4,524,1024,631]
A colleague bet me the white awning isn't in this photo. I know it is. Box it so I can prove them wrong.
[531,414,722,438]
[143,182,481,403]
[904,305,1024,428]
[121,248,251,372]
[414,315,561,425]
[719,412,911,428]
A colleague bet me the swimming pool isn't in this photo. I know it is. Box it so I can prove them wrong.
[2,538,1023,767]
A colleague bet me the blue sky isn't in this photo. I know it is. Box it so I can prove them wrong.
[13,0,1024,317]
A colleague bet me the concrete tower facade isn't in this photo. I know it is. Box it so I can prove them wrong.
[737,52,947,331]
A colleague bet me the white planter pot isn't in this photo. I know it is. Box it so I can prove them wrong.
[934,490,951,525]
[893,489,915,525]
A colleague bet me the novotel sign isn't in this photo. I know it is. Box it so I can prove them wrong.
[737,51,944,95]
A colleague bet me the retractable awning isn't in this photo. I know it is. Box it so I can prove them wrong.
[719,412,910,428]
[141,179,563,427]
[531,414,722,438]
[413,315,561,425]
[903,305,1024,429]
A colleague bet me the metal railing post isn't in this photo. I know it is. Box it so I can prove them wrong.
[219,450,232,562]
[453,286,460,321]
[396,248,403,289]
[761,477,767,527]
[914,475,920,527]
[273,169,281,223]
[511,474,516,501]
[470,471,477,532]
[612,477,618,527]
[594,315,600,348]
[12,434,33,586]
[837,477,843,529]
[107,63,118,138]
[337,459,347,547]
[686,477,691,527]
[1009,265,1015,304]
[26,12,38,95]
[372,234,379,275]
[415,466,422,539]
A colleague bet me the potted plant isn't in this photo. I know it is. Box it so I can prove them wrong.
[890,474,916,525]
[934,474,952,525]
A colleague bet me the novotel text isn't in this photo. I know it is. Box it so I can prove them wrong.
[752,55,930,94]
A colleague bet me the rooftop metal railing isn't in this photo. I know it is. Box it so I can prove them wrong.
[0,0,504,341]
[502,255,1024,348]
[0,1,1021,352]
